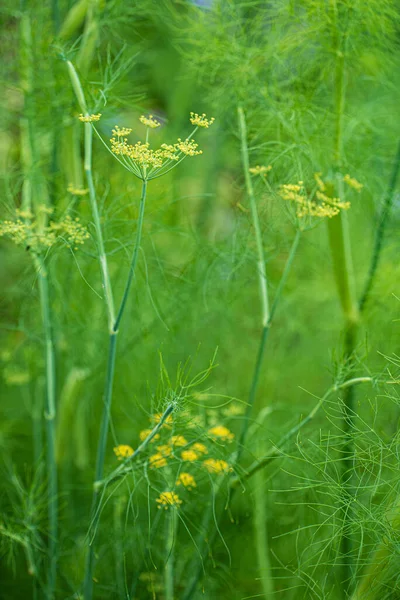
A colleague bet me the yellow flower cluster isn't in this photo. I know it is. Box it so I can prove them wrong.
[139,429,160,442]
[177,472,196,490]
[139,114,161,128]
[149,453,168,469]
[175,138,202,156]
[344,174,363,192]
[189,112,215,128]
[156,491,182,510]
[208,425,234,442]
[191,442,208,455]
[67,184,89,196]
[113,445,134,460]
[203,459,232,474]
[151,413,173,428]
[314,172,326,191]
[0,215,90,250]
[79,113,101,123]
[249,165,272,176]
[181,449,199,462]
[279,181,350,219]
[171,435,188,447]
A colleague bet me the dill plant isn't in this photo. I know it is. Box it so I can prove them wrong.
[1,1,400,599]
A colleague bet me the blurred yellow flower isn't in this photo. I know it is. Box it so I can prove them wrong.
[113,445,134,460]
[156,491,182,509]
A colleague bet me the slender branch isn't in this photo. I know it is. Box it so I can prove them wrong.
[359,139,400,312]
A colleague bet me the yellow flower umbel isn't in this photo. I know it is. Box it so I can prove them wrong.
[0,211,90,252]
[177,472,196,490]
[181,449,199,462]
[113,445,134,460]
[149,453,168,469]
[279,180,350,219]
[79,113,101,123]
[170,435,188,447]
[208,425,235,442]
[151,412,173,429]
[94,113,214,182]
[344,174,363,192]
[139,429,160,442]
[190,442,208,455]
[249,165,272,177]
[189,112,215,128]
[203,459,232,474]
[157,444,173,457]
[156,491,182,510]
[139,114,161,128]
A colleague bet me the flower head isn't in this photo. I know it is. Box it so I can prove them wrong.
[149,453,167,469]
[157,444,173,457]
[203,459,232,474]
[191,442,208,455]
[344,174,363,192]
[114,445,134,460]
[156,491,182,509]
[181,449,199,462]
[170,435,188,447]
[79,113,101,123]
[139,429,160,442]
[249,165,272,176]
[279,181,350,219]
[208,425,234,443]
[189,112,215,128]
[151,412,173,429]
[177,472,196,490]
[140,114,161,128]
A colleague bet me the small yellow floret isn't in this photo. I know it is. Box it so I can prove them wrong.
[249,165,272,176]
[177,472,196,490]
[208,425,234,442]
[113,445,134,460]
[175,138,202,156]
[149,453,168,469]
[170,435,188,447]
[79,113,101,123]
[189,112,215,128]
[156,491,182,509]
[67,184,89,196]
[181,450,199,462]
[344,174,363,192]
[191,442,208,455]
[157,444,173,457]
[140,114,161,128]
[203,459,232,474]
[152,413,173,428]
[139,429,160,442]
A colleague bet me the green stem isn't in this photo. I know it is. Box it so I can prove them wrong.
[66,61,149,599]
[35,257,58,600]
[328,6,358,593]
[113,181,147,332]
[165,507,178,600]
[359,139,400,312]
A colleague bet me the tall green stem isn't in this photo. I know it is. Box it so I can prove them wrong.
[327,4,359,594]
[35,257,58,600]
[165,507,178,600]
[66,61,149,599]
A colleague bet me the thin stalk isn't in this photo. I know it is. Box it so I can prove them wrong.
[359,139,400,312]
[67,60,150,599]
[165,507,178,600]
[328,5,359,593]
[113,181,147,332]
[35,257,58,600]
[230,377,372,488]
[20,12,58,597]
[236,106,270,463]
[253,410,273,599]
